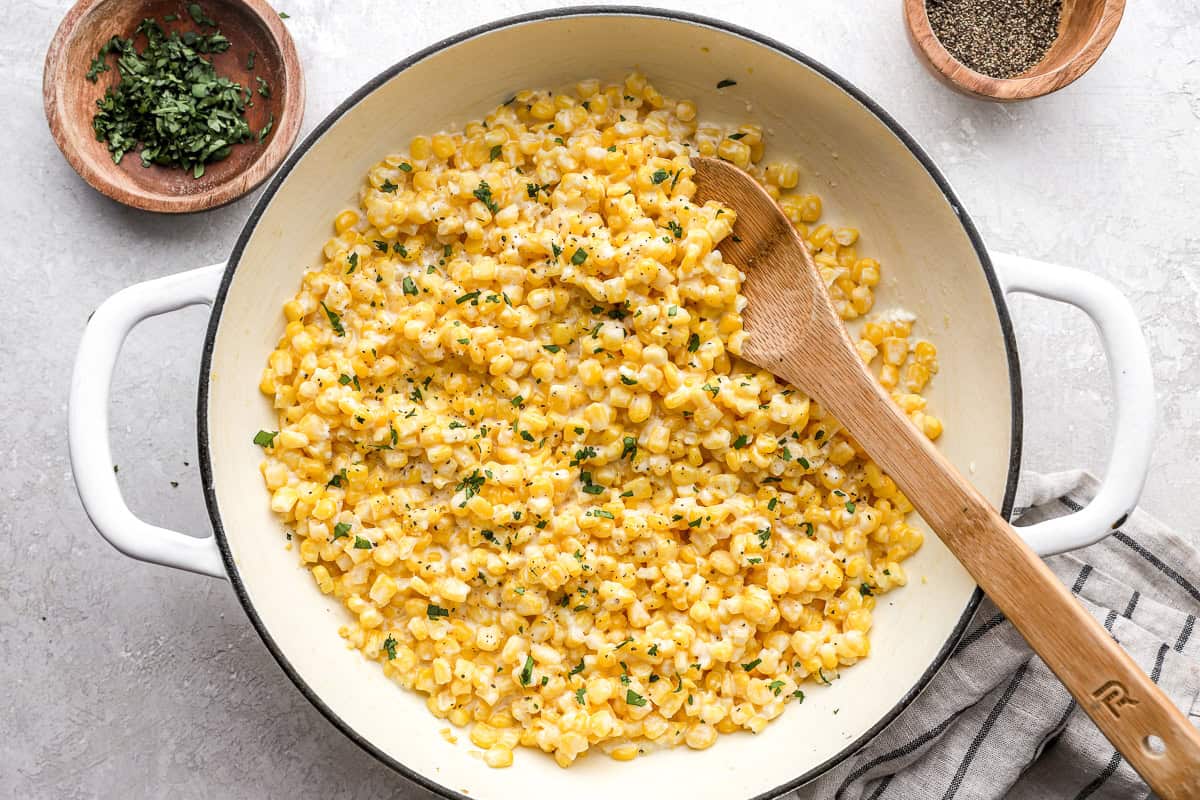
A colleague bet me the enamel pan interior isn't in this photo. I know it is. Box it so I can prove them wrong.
[200,9,1019,800]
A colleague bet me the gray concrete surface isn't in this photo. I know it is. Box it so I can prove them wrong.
[3,1,1198,797]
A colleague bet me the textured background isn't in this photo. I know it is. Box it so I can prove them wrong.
[4,1,1198,797]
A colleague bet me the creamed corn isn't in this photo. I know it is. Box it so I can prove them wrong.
[257,73,943,768]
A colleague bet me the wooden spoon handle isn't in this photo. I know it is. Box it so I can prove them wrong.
[817,364,1200,797]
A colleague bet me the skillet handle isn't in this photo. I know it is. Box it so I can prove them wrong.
[991,251,1155,556]
[69,265,227,579]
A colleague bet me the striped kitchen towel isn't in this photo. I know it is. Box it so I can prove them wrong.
[796,470,1200,800]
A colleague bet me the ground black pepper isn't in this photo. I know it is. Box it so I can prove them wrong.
[926,0,1063,79]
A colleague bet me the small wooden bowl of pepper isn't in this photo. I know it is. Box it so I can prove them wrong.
[44,0,303,213]
[904,0,1125,101]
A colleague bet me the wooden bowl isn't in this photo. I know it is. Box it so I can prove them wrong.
[904,0,1125,101]
[44,0,304,213]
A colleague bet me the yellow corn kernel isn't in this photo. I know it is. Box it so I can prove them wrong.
[334,209,359,234]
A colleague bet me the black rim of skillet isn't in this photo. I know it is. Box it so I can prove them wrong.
[197,7,1021,799]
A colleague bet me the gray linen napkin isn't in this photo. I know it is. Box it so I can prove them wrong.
[794,470,1200,800]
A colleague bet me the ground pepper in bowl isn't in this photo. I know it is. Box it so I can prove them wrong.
[88,4,271,178]
[926,0,1063,79]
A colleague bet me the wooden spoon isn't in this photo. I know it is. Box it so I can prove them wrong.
[691,156,1200,797]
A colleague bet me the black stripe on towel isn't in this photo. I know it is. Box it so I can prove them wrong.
[1114,532,1200,604]
[1057,496,1200,603]
[1176,615,1195,653]
[834,711,970,800]
[941,662,1030,799]
[865,774,892,800]
[1122,591,1140,619]
[953,612,1006,655]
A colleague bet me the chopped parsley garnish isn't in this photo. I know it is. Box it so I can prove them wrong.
[768,679,785,696]
[455,469,486,504]
[543,344,561,353]
[651,169,670,184]
[667,220,683,239]
[88,15,260,178]
[402,276,418,296]
[732,434,750,449]
[741,658,762,671]
[456,290,482,305]
[846,501,856,514]
[427,604,450,620]
[399,162,413,172]
[520,654,534,686]
[621,436,638,460]
[489,144,502,161]
[575,687,587,705]
[570,247,588,265]
[353,535,372,549]
[380,179,398,193]
[86,53,111,82]
[625,690,647,707]
[346,252,358,272]
[570,446,598,466]
[252,430,277,447]
[570,659,586,676]
[332,522,351,540]
[473,180,499,213]
[793,689,805,701]
[798,457,811,469]
[593,509,615,519]
[687,333,700,352]
[756,527,771,547]
[320,302,345,336]
[728,131,746,140]
[860,583,874,597]
[647,644,659,656]
[383,635,397,660]
[620,374,637,385]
